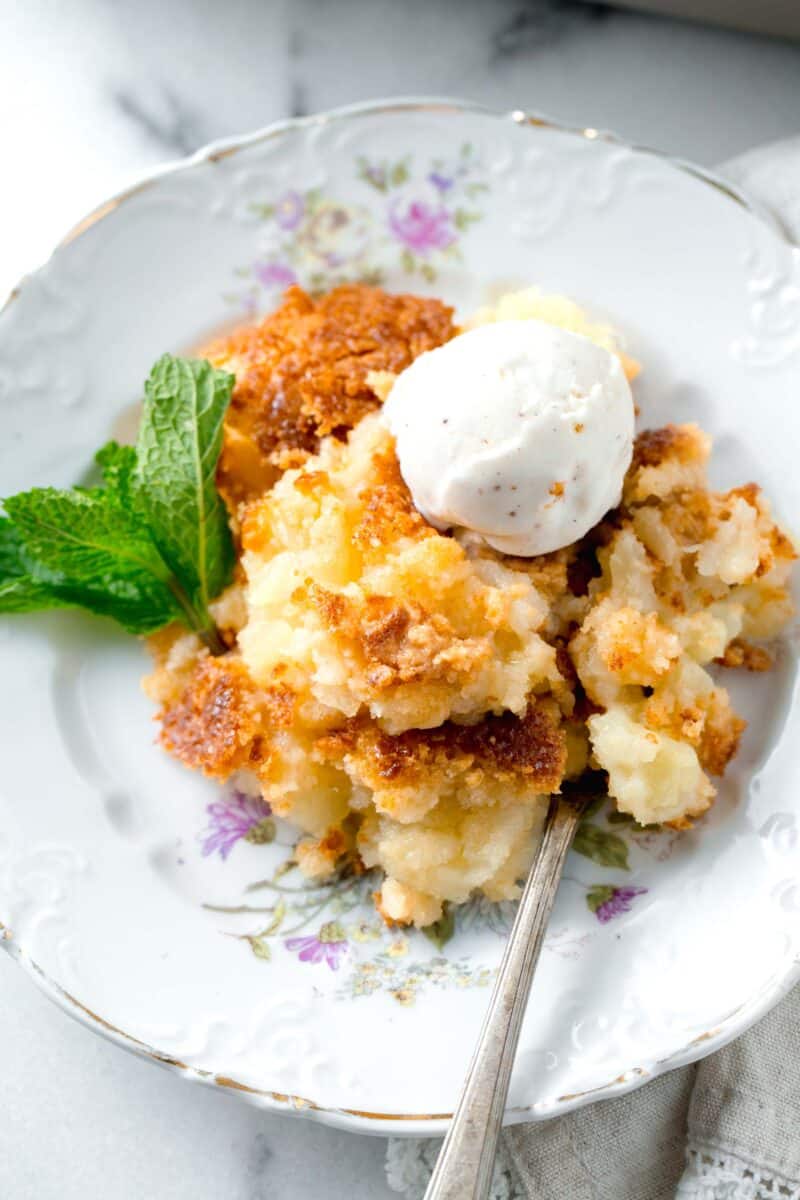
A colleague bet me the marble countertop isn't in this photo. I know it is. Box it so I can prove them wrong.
[1,3,798,1198]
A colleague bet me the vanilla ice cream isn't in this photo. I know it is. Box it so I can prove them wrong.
[382,319,635,557]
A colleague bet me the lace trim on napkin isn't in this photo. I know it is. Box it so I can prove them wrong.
[386,1138,800,1200]
[385,1136,524,1200]
[677,1144,800,1200]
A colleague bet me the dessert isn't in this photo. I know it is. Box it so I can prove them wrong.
[141,283,795,927]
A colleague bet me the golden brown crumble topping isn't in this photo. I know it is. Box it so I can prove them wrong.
[159,656,294,778]
[146,286,796,927]
[630,424,700,470]
[205,284,454,504]
[318,700,566,792]
[350,445,434,550]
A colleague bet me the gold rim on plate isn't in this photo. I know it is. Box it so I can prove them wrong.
[1,97,797,1133]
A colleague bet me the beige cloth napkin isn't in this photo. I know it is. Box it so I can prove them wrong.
[505,983,800,1199]
[385,138,800,1200]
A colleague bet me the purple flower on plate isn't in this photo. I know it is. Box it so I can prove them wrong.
[427,170,454,194]
[587,885,648,924]
[200,791,273,861]
[254,260,297,289]
[388,199,455,256]
[275,190,305,231]
[285,922,348,970]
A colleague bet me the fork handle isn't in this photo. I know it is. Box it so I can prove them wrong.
[423,795,582,1200]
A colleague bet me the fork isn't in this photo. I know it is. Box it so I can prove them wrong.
[423,785,597,1200]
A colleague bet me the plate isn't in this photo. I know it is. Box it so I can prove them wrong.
[1,98,799,1137]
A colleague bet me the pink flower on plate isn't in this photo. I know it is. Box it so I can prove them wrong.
[254,260,297,289]
[285,922,348,970]
[275,190,305,231]
[587,885,648,924]
[200,791,273,860]
[388,199,455,256]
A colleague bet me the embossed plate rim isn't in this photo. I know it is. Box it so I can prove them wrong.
[2,94,790,316]
[1,96,798,1137]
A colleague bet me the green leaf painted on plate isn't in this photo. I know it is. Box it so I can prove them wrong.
[390,159,410,187]
[573,823,630,870]
[586,885,615,914]
[319,921,346,944]
[247,936,272,962]
[422,905,455,951]
[607,809,635,825]
[244,818,276,846]
[453,208,480,231]
[261,899,286,937]
[581,793,608,820]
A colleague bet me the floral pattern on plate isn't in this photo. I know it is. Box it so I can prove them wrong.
[200,786,666,1001]
[223,143,488,314]
[200,791,274,860]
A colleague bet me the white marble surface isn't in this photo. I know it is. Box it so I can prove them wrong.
[3,0,800,302]
[1,3,799,1198]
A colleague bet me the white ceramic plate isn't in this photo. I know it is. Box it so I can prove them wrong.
[1,99,799,1137]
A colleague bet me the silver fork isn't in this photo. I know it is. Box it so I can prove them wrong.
[423,786,596,1200]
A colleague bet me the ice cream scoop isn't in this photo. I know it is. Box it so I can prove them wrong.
[382,319,634,557]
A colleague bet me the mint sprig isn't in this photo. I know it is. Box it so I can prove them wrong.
[137,356,235,629]
[0,355,236,650]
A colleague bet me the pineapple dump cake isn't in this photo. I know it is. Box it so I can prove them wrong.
[144,284,796,928]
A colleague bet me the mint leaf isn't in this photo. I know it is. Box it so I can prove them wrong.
[96,442,142,511]
[0,504,176,632]
[0,518,70,612]
[137,356,235,633]
[3,489,183,634]
[1,356,235,647]
[5,488,169,582]
[573,823,630,870]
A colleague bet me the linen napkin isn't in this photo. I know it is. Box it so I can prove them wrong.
[385,136,800,1200]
